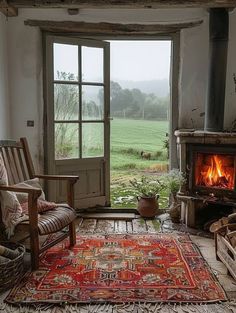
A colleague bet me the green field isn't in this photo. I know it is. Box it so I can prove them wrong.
[110,119,169,209]
[111,119,168,170]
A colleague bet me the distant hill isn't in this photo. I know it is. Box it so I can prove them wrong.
[116,79,169,98]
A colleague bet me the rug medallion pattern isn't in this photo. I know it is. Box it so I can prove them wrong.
[6,234,226,304]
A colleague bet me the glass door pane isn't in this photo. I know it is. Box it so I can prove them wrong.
[53,43,78,81]
[54,84,79,120]
[82,86,104,121]
[55,123,79,159]
[82,123,104,157]
[82,46,104,83]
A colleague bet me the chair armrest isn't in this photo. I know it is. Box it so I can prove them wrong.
[34,174,79,183]
[34,174,78,208]
[0,185,42,198]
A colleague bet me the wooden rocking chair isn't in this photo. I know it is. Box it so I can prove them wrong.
[0,138,79,270]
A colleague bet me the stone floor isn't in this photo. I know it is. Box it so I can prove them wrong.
[0,214,236,313]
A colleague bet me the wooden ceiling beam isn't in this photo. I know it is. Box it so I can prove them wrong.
[3,0,236,9]
[0,1,18,16]
[24,19,203,35]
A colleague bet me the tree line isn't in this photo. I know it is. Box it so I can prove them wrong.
[54,73,169,122]
[110,81,169,120]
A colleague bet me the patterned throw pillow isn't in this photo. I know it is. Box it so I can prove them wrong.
[21,199,57,214]
[14,178,45,203]
[0,154,26,238]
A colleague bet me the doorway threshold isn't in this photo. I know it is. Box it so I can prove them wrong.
[76,207,139,220]
[78,212,138,220]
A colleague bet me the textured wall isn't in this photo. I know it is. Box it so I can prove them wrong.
[0,13,10,138]
[4,8,236,169]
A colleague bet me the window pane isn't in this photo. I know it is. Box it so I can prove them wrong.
[82,46,103,83]
[55,123,79,159]
[82,86,104,121]
[54,84,79,121]
[82,123,104,157]
[54,43,78,81]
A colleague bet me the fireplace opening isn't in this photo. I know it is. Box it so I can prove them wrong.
[195,153,235,190]
[187,144,236,199]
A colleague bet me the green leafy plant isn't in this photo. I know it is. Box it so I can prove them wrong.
[162,132,169,157]
[161,169,186,194]
[129,175,164,198]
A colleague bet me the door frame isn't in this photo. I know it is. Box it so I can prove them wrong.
[43,32,180,206]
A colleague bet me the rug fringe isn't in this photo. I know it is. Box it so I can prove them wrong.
[1,301,236,313]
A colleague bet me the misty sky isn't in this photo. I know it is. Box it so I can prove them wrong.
[54,40,171,82]
[110,40,171,81]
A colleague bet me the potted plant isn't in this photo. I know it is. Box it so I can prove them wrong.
[162,169,186,223]
[130,176,163,218]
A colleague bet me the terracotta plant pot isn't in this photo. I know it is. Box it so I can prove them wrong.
[137,195,160,218]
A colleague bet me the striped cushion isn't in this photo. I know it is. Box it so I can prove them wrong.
[37,206,76,235]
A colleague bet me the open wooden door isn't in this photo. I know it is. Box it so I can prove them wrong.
[45,35,110,209]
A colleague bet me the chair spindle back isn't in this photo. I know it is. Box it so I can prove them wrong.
[0,138,35,185]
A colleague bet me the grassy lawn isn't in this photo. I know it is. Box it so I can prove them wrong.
[110,119,169,209]
[111,170,169,209]
[55,118,170,209]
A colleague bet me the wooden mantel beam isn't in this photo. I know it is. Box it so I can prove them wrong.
[24,19,203,35]
[0,1,18,16]
[2,0,236,9]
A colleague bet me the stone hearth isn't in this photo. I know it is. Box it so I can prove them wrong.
[175,130,236,228]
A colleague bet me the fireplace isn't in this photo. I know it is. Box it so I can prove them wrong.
[173,8,236,229]
[175,131,236,228]
[188,145,236,198]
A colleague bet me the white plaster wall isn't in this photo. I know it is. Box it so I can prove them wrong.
[0,13,10,138]
[7,15,43,171]
[178,14,209,129]
[224,9,236,130]
[179,9,236,130]
[6,8,236,169]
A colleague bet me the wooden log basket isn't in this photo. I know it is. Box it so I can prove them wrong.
[210,213,236,280]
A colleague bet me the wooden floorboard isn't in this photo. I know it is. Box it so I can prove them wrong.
[126,221,133,233]
[132,218,148,233]
[79,218,97,233]
[117,220,127,233]
[95,219,115,233]
[114,220,119,233]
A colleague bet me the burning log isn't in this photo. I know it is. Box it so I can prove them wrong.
[195,153,234,190]
[217,176,229,188]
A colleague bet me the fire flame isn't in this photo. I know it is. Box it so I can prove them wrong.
[197,154,234,189]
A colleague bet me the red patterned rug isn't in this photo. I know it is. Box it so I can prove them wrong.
[6,234,226,304]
